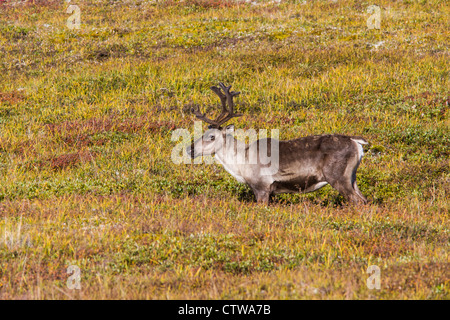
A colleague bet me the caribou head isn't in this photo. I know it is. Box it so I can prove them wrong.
[186,83,243,159]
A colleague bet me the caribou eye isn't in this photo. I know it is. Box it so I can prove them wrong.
[209,135,215,141]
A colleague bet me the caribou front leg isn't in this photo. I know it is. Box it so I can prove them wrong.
[253,188,270,204]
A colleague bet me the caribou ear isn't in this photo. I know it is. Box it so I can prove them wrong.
[225,124,235,133]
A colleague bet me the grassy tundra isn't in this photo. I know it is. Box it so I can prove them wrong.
[0,0,448,299]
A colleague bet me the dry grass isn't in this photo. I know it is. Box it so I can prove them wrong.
[0,194,448,299]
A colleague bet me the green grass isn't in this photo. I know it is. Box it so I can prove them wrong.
[0,0,448,299]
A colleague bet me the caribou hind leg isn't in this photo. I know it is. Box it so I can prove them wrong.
[350,161,368,204]
[323,151,367,205]
[352,181,368,204]
[327,177,365,204]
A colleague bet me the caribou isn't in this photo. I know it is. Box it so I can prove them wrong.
[186,83,368,205]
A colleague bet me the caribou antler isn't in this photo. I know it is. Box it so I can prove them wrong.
[191,82,242,128]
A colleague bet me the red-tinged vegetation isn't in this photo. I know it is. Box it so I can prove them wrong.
[44,150,98,170]
[0,91,24,104]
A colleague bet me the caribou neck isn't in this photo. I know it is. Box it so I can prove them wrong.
[214,135,248,183]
